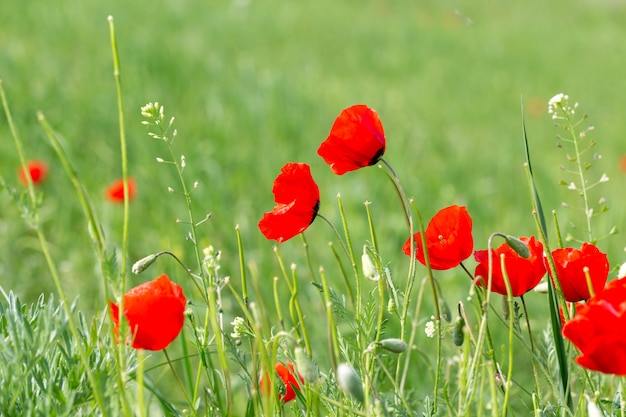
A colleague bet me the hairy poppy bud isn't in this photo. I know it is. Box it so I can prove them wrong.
[295,347,318,384]
[337,363,364,403]
[377,338,407,353]
[453,316,465,347]
[131,253,157,275]
[504,235,530,259]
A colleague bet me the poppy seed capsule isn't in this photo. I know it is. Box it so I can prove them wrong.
[337,363,365,403]
[453,316,465,347]
[377,338,407,353]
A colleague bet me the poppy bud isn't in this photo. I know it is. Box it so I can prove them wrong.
[362,246,379,281]
[504,235,530,258]
[295,347,318,384]
[377,338,407,353]
[453,316,465,347]
[337,363,365,403]
[131,253,157,275]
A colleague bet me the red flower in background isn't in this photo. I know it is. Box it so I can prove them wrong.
[318,104,386,175]
[563,278,626,375]
[258,163,320,243]
[402,205,473,270]
[106,178,136,203]
[474,236,546,297]
[18,160,48,186]
[550,243,609,302]
[260,362,304,403]
[109,274,186,351]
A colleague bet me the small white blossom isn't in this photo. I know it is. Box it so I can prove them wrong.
[567,182,577,190]
[180,155,186,169]
[156,157,164,163]
[599,173,609,183]
[425,321,436,338]
[618,262,626,279]
[230,316,247,338]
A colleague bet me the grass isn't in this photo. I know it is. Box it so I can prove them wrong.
[1,0,626,415]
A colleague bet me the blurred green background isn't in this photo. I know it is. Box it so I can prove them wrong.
[1,0,625,409]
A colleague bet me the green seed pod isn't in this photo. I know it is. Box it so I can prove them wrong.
[387,298,396,314]
[377,338,407,354]
[453,316,465,347]
[337,363,364,403]
[294,347,318,384]
[505,235,530,258]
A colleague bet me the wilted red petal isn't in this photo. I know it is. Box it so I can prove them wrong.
[550,243,609,302]
[402,205,473,270]
[258,163,320,243]
[318,104,386,175]
[18,160,48,186]
[109,274,186,350]
[106,178,136,203]
[473,236,546,297]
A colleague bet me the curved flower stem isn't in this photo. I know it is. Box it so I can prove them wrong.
[378,158,411,227]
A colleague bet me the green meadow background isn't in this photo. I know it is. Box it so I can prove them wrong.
[1,0,625,410]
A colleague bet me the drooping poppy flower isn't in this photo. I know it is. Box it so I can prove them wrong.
[258,163,320,243]
[474,236,546,297]
[402,205,473,270]
[109,274,186,350]
[18,160,48,186]
[318,104,386,175]
[563,278,626,375]
[260,362,304,403]
[106,177,136,203]
[550,243,609,302]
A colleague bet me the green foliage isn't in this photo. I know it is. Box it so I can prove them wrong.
[0,292,132,416]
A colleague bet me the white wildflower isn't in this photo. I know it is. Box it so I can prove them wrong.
[425,320,436,338]
[618,262,626,279]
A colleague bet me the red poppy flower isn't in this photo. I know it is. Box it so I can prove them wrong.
[109,274,186,351]
[550,243,609,302]
[318,104,386,175]
[18,160,48,186]
[260,362,304,403]
[258,163,320,243]
[106,178,136,203]
[402,205,473,270]
[563,278,626,375]
[474,236,546,297]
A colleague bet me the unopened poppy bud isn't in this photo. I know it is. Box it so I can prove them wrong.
[377,338,407,353]
[453,316,465,347]
[337,363,364,403]
[362,246,379,281]
[131,253,157,274]
[587,399,603,417]
[295,347,318,384]
[504,235,530,258]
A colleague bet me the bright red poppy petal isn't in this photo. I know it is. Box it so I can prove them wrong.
[114,274,186,350]
[318,105,386,175]
[259,201,317,243]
